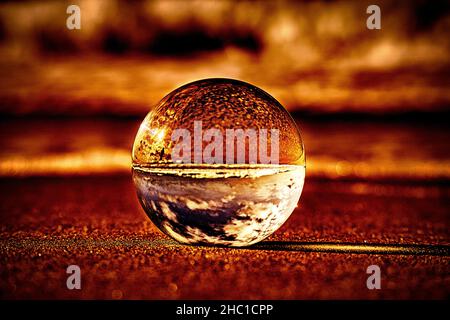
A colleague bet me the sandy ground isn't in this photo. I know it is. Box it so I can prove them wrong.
[1,175,448,299]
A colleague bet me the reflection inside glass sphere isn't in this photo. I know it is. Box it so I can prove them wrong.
[132,78,305,247]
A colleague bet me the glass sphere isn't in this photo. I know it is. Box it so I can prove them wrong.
[132,78,305,247]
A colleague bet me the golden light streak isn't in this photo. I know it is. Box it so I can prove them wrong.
[0,149,130,176]
[254,242,450,256]
[2,237,448,256]
[1,149,449,180]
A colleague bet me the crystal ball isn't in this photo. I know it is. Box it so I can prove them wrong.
[132,78,305,247]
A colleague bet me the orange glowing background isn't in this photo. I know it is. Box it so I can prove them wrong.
[0,1,449,301]
[0,0,449,179]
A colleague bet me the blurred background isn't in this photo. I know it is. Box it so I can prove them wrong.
[0,0,449,300]
[0,0,449,179]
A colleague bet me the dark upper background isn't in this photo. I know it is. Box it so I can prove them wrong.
[0,0,449,117]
